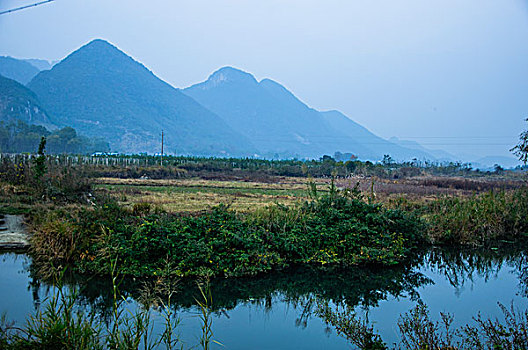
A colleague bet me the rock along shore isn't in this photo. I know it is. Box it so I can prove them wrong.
[0,214,29,250]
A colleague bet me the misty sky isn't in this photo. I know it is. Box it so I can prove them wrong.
[1,0,527,160]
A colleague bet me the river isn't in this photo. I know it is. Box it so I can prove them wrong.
[1,248,527,349]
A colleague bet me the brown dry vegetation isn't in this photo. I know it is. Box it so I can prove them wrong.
[94,177,318,213]
[93,175,526,214]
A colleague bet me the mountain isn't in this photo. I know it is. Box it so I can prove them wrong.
[388,137,456,161]
[28,40,255,155]
[0,56,40,85]
[0,74,56,130]
[320,110,437,160]
[22,58,56,71]
[185,67,436,160]
[472,156,521,170]
[185,67,361,158]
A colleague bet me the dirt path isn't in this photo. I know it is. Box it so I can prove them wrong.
[0,214,29,249]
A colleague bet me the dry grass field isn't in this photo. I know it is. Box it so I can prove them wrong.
[94,177,320,212]
[94,175,525,213]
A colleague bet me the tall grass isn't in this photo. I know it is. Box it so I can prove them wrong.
[0,271,102,349]
[425,188,528,246]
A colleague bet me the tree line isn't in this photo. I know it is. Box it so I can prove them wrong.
[0,120,109,154]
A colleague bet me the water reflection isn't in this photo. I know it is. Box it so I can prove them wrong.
[27,256,432,317]
[4,246,527,348]
[25,247,528,312]
[425,247,527,296]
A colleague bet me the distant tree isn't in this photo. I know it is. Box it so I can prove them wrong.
[345,160,358,173]
[382,154,394,167]
[511,118,528,165]
[494,164,504,174]
[321,155,335,163]
[33,136,47,181]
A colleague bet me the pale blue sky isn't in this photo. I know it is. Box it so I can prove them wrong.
[1,0,527,159]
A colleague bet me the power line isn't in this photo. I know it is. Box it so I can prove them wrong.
[0,0,55,16]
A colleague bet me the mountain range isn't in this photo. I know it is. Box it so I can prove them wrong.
[27,40,255,155]
[0,38,516,166]
[184,67,433,159]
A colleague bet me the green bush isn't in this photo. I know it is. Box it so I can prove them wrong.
[31,183,424,278]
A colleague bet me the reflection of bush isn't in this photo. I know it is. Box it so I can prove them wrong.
[28,255,430,319]
[315,301,528,349]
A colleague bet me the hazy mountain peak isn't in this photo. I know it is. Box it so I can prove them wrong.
[84,38,118,50]
[66,39,124,61]
[49,39,142,74]
[27,41,255,156]
[259,78,286,91]
[202,66,258,88]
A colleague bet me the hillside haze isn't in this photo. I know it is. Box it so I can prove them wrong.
[320,110,434,160]
[27,40,255,155]
[185,67,434,160]
[0,74,56,130]
[0,56,40,85]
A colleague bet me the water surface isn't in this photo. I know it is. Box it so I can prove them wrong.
[1,248,526,349]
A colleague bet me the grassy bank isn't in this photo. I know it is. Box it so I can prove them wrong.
[29,181,423,278]
[0,270,213,350]
[424,188,528,246]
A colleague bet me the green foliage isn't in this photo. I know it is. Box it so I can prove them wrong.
[511,118,528,165]
[30,181,424,278]
[425,188,528,246]
[33,136,47,181]
[132,202,151,216]
[0,120,109,154]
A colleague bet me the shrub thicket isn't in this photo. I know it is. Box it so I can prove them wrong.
[30,182,424,278]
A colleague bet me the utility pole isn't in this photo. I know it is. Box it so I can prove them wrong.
[161,130,164,166]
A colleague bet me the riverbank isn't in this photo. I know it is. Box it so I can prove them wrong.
[0,214,29,250]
